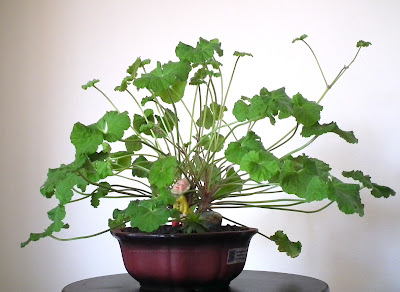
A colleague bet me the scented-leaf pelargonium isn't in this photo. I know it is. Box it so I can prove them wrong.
[22,36,395,259]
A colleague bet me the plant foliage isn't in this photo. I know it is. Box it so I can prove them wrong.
[22,35,395,259]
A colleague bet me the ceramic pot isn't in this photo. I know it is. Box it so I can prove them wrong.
[111,227,258,291]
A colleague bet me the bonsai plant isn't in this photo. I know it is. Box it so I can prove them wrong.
[22,35,395,287]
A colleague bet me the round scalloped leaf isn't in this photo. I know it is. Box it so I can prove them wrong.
[149,156,178,188]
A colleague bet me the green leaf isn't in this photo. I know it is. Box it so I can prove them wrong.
[235,87,293,123]
[210,102,227,119]
[127,57,145,78]
[81,79,99,90]
[176,37,223,64]
[156,109,178,133]
[266,87,294,119]
[225,131,265,164]
[270,230,302,258]
[54,175,80,205]
[114,76,134,92]
[108,208,129,229]
[70,122,104,155]
[292,93,322,126]
[189,66,220,85]
[181,213,208,233]
[91,182,111,208]
[127,201,171,232]
[149,156,178,188]
[201,133,225,152]
[47,205,67,232]
[133,109,155,135]
[132,155,153,178]
[79,152,112,182]
[247,95,269,120]
[141,95,155,106]
[21,205,69,247]
[115,58,152,92]
[292,34,308,43]
[240,150,280,182]
[158,80,187,104]
[139,122,158,135]
[232,100,250,122]
[190,67,208,85]
[102,142,112,153]
[196,106,214,129]
[162,61,192,81]
[125,135,142,152]
[199,163,222,189]
[301,122,358,144]
[342,170,396,198]
[356,40,372,48]
[155,188,177,205]
[93,160,113,179]
[328,177,364,216]
[134,62,174,91]
[40,160,88,204]
[134,61,191,103]
[110,151,132,170]
[279,155,331,202]
[233,51,253,57]
[93,111,131,142]
[213,168,243,199]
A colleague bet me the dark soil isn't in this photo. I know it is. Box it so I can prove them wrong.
[122,225,248,235]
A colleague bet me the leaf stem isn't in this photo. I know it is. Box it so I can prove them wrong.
[301,40,329,88]
[268,124,299,152]
[49,225,126,242]
[93,85,120,112]
[222,215,271,240]
[281,136,317,159]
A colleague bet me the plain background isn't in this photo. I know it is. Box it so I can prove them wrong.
[1,1,399,291]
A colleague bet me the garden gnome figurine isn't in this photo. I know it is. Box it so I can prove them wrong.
[171,178,191,215]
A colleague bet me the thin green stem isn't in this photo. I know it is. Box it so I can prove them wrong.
[153,102,173,155]
[93,85,119,112]
[50,224,126,242]
[215,56,240,140]
[114,174,150,189]
[189,85,201,152]
[302,40,329,88]
[214,201,306,208]
[281,136,317,159]
[126,89,161,150]
[216,198,305,204]
[77,171,151,197]
[69,194,91,203]
[222,216,271,240]
[213,201,334,213]
[267,125,297,151]
[268,124,299,152]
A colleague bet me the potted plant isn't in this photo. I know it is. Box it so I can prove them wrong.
[22,35,395,290]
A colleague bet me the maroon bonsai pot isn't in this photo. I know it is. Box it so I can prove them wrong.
[111,227,258,291]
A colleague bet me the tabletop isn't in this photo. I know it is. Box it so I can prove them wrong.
[62,270,330,292]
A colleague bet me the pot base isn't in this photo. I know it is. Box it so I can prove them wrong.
[139,281,230,292]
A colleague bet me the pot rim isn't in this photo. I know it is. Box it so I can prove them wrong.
[111,226,258,239]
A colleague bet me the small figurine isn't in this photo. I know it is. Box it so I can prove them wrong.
[171,178,191,216]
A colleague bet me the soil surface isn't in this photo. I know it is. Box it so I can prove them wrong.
[122,225,248,235]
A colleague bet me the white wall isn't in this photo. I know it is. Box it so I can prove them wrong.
[1,1,399,291]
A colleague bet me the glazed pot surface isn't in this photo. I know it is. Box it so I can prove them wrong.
[111,227,258,291]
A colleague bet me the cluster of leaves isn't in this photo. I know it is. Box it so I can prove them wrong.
[22,36,395,259]
[226,85,370,216]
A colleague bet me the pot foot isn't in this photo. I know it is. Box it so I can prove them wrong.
[139,281,231,292]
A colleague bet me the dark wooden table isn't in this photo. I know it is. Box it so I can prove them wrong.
[62,270,330,292]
